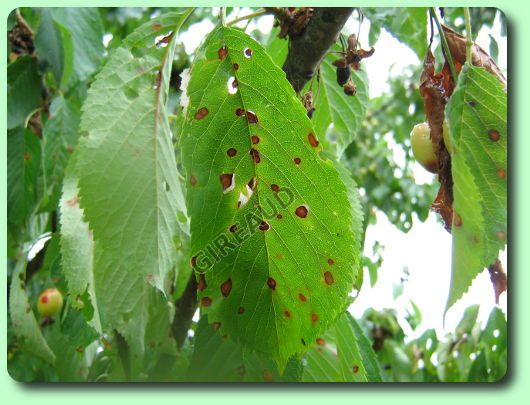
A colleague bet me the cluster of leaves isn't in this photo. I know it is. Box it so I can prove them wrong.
[7,7,507,382]
[359,304,507,382]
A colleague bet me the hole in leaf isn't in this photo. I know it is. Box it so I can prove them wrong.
[308,133,319,147]
[219,173,235,193]
[227,76,238,94]
[237,306,245,314]
[295,205,309,218]
[294,157,301,165]
[227,148,237,157]
[488,129,500,142]
[259,221,270,231]
[197,274,206,291]
[299,293,307,302]
[201,297,212,307]
[251,135,260,144]
[324,271,334,285]
[249,148,261,163]
[267,277,276,290]
[194,107,209,120]
[220,278,232,297]
[243,48,252,58]
[218,45,228,59]
[246,110,258,124]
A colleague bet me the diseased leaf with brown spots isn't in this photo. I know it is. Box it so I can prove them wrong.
[180,25,360,368]
[445,64,507,312]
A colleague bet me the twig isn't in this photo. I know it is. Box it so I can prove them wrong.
[171,273,198,348]
[227,9,270,26]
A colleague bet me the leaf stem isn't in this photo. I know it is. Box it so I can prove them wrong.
[220,7,227,26]
[429,7,458,83]
[464,7,473,64]
[227,9,269,26]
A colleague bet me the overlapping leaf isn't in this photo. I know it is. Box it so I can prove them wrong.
[181,25,360,366]
[9,261,56,365]
[74,11,190,353]
[311,46,369,156]
[445,64,507,311]
[303,312,369,382]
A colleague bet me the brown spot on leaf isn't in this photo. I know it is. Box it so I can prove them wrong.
[488,129,500,142]
[308,133,319,147]
[472,235,480,244]
[238,365,246,376]
[227,148,237,157]
[219,173,234,191]
[220,278,232,297]
[236,108,245,116]
[295,205,309,218]
[197,273,206,291]
[294,157,301,165]
[284,310,291,318]
[353,365,359,373]
[311,313,318,322]
[67,196,80,207]
[301,338,306,346]
[244,48,252,58]
[324,271,334,285]
[218,45,228,59]
[247,176,256,190]
[327,258,335,266]
[190,175,197,186]
[229,224,238,233]
[249,148,261,163]
[496,168,506,179]
[237,306,245,314]
[298,293,307,302]
[194,107,209,120]
[191,255,197,267]
[267,277,276,290]
[251,135,260,144]
[246,110,258,124]
[276,214,283,219]
[271,184,279,192]
[263,369,273,382]
[259,221,270,231]
[24,153,31,160]
[233,63,239,71]
[316,338,326,347]
[497,231,506,240]
[454,213,463,227]
[201,297,212,307]
[213,322,221,330]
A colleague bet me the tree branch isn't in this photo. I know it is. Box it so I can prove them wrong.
[282,7,354,93]
[171,273,198,349]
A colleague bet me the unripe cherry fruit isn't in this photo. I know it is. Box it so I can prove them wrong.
[411,122,438,173]
[37,288,63,317]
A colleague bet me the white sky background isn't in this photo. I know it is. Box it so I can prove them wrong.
[39,8,506,341]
